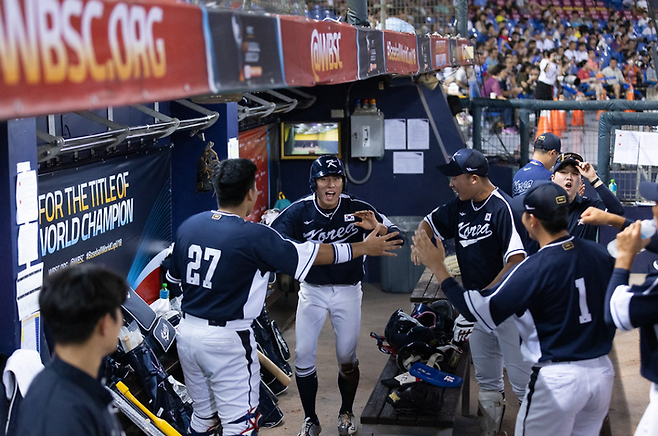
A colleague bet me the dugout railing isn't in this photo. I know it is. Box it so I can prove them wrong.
[462,98,658,202]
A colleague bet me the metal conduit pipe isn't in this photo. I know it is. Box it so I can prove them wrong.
[597,112,658,185]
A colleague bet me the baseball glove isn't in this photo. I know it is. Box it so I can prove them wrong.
[196,141,220,193]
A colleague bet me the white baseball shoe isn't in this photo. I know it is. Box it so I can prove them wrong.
[298,417,322,436]
[338,412,357,436]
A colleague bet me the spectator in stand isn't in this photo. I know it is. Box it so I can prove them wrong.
[577,60,604,99]
[564,41,579,62]
[482,64,520,133]
[536,49,559,100]
[643,21,657,41]
[602,57,627,98]
[575,42,589,63]
[542,31,556,51]
[520,63,540,97]
[624,52,643,88]
[375,0,415,33]
[638,10,650,28]
[484,47,500,70]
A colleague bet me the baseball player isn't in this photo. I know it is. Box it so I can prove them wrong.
[550,152,624,240]
[412,182,617,436]
[270,155,401,436]
[512,132,561,197]
[166,158,401,436]
[582,182,658,435]
[413,148,532,435]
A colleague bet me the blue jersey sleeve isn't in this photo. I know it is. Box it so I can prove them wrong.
[608,269,658,331]
[594,184,624,216]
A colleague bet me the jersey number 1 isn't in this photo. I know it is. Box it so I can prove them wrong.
[186,245,222,289]
[575,277,592,324]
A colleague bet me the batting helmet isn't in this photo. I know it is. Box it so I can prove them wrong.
[309,155,346,192]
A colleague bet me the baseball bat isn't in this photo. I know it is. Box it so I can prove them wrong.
[258,350,291,386]
[116,381,182,436]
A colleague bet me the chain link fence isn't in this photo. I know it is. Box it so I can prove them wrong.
[463,104,658,203]
[187,0,457,32]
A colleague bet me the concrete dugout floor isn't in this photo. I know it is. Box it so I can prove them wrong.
[262,280,651,436]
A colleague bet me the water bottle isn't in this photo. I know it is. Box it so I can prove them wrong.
[150,283,171,318]
[607,219,656,257]
[609,179,618,197]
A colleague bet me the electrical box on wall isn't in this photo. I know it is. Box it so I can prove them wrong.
[350,113,384,158]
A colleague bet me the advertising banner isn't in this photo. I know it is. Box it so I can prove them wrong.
[239,126,270,223]
[38,149,172,288]
[205,10,285,92]
[416,34,432,73]
[0,0,210,120]
[357,28,386,79]
[430,35,449,70]
[456,38,474,66]
[382,31,418,75]
[280,16,359,86]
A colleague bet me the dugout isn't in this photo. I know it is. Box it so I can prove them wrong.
[0,0,650,364]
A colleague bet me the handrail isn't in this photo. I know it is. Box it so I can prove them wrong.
[36,100,219,163]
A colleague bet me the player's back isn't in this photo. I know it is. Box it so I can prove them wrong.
[511,236,616,362]
[170,210,315,322]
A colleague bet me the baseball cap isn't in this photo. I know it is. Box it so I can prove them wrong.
[553,152,583,173]
[437,149,489,177]
[639,181,658,201]
[534,132,562,153]
[513,182,569,221]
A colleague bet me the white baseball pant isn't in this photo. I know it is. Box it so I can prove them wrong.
[176,315,260,436]
[635,382,658,436]
[294,282,362,375]
[516,355,614,436]
[470,318,533,399]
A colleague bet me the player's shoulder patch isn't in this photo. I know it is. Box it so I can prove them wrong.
[211,212,222,220]
[562,240,574,250]
[344,213,355,222]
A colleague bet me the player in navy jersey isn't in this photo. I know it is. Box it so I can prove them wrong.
[551,152,624,240]
[413,148,531,435]
[166,158,401,436]
[512,132,561,197]
[585,182,658,436]
[271,155,401,436]
[412,182,617,436]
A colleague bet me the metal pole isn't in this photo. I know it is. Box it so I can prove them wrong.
[472,106,482,152]
[456,0,468,37]
[519,109,530,166]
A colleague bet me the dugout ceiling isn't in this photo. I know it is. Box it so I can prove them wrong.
[0,0,472,121]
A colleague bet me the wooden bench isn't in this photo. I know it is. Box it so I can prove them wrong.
[360,268,470,435]
[360,344,471,436]
[410,268,460,309]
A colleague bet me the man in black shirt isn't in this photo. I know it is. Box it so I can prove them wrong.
[12,264,128,436]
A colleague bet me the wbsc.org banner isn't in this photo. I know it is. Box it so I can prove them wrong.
[38,149,172,285]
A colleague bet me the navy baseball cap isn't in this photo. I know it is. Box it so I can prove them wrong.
[553,152,583,173]
[639,181,658,201]
[514,182,569,221]
[534,132,562,153]
[437,149,489,177]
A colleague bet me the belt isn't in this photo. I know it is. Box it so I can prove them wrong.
[182,313,227,327]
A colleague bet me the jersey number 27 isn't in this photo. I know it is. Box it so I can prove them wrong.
[186,245,221,289]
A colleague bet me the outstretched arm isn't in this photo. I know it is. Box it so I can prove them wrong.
[313,224,402,265]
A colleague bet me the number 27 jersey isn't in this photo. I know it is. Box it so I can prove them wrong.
[167,210,319,323]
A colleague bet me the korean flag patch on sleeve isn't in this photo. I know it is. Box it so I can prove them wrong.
[344,214,355,222]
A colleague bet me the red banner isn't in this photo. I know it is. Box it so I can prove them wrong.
[456,38,473,66]
[240,126,269,223]
[383,30,418,75]
[0,0,210,120]
[279,16,358,86]
[430,35,449,70]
